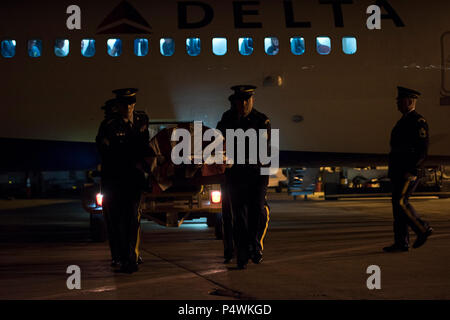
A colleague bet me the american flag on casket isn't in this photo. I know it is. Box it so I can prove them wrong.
[145,122,227,193]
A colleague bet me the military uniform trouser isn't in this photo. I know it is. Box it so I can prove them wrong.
[222,184,271,259]
[391,176,429,247]
[102,184,142,265]
[226,175,270,262]
[221,184,234,259]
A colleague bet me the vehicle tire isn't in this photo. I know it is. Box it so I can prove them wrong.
[90,213,107,242]
[207,213,217,227]
[324,183,339,201]
[214,212,223,240]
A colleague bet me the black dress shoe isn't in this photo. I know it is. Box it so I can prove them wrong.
[137,256,144,265]
[110,260,120,267]
[118,262,139,274]
[383,244,409,253]
[223,256,233,264]
[251,251,263,264]
[413,227,433,249]
[223,249,234,264]
[236,250,248,269]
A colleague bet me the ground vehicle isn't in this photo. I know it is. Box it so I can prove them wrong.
[81,121,225,242]
[280,166,450,200]
[82,180,223,242]
[268,168,288,193]
[322,166,450,200]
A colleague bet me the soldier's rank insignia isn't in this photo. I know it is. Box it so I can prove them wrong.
[419,127,427,138]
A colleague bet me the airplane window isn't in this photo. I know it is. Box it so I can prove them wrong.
[342,37,357,55]
[160,38,175,56]
[54,39,69,57]
[290,37,305,55]
[212,38,227,56]
[238,37,253,56]
[1,40,16,58]
[316,37,331,55]
[81,39,96,57]
[264,37,279,55]
[28,39,42,58]
[186,38,201,56]
[107,39,122,57]
[134,39,149,57]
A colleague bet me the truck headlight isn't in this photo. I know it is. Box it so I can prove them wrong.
[96,193,104,207]
[211,191,221,204]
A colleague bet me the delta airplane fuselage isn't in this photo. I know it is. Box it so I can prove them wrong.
[1,0,450,170]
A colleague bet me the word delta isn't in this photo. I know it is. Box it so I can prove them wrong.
[170,121,279,175]
[177,0,404,29]
[64,0,405,31]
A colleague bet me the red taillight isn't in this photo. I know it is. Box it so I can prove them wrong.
[211,191,221,204]
[96,193,103,207]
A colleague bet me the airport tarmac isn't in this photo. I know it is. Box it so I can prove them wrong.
[0,195,449,300]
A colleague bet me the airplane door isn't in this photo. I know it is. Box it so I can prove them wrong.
[441,32,450,105]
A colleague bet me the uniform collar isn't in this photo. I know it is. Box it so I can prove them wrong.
[119,115,134,127]
[402,109,417,119]
[242,108,257,119]
[230,107,255,120]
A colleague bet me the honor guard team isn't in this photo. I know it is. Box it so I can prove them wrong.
[96,85,433,274]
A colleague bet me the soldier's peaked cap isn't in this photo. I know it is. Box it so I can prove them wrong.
[112,88,139,104]
[230,85,257,100]
[397,86,421,99]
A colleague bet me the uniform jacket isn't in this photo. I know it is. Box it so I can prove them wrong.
[96,111,151,186]
[388,110,429,178]
[217,107,271,179]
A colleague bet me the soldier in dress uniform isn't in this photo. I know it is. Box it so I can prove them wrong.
[96,88,152,273]
[101,99,120,119]
[383,86,433,253]
[217,85,271,269]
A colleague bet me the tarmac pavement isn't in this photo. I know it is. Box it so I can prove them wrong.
[0,196,449,300]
